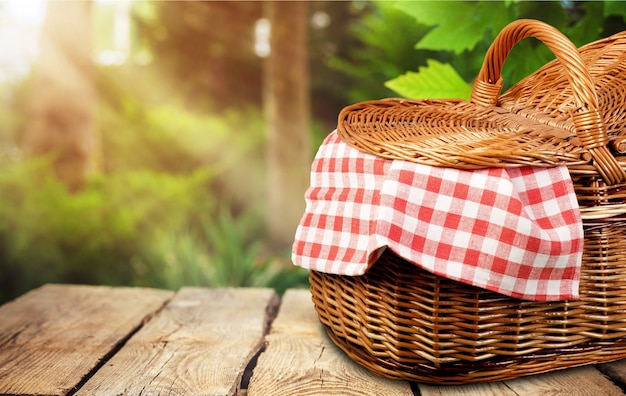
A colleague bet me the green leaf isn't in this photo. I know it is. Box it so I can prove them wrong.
[604,0,626,19]
[394,1,512,54]
[385,59,471,100]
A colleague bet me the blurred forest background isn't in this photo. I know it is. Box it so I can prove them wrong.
[0,0,625,303]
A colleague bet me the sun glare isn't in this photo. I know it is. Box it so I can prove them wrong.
[0,0,46,81]
[2,0,46,25]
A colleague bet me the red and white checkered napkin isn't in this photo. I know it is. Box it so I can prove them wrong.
[293,131,584,301]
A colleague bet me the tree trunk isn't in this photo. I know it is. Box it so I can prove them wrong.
[264,2,312,251]
[22,0,98,191]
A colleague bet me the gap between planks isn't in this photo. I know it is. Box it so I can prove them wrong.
[0,284,175,396]
[66,291,175,396]
[74,287,280,396]
[247,289,415,396]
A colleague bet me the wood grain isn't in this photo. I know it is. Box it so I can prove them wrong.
[2,285,626,396]
[418,365,625,396]
[504,366,625,396]
[75,287,279,396]
[418,381,517,396]
[247,289,414,396]
[0,284,173,396]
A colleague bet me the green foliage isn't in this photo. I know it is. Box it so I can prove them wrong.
[98,64,267,214]
[0,63,307,303]
[0,62,302,301]
[606,1,626,20]
[0,158,214,302]
[385,59,471,100]
[137,210,309,295]
[0,155,308,303]
[385,0,626,100]
[325,1,439,102]
[396,1,513,55]
[0,19,310,303]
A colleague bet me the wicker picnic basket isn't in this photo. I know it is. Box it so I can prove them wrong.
[308,19,626,384]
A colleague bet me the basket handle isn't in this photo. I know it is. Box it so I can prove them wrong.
[470,19,625,185]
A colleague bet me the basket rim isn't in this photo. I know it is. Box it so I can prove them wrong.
[336,20,626,185]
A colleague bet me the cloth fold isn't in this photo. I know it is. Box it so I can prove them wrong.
[292,131,584,301]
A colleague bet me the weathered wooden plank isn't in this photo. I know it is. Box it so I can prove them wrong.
[247,289,414,396]
[418,381,516,396]
[419,366,626,396]
[76,287,279,396]
[0,283,173,396]
[419,360,626,395]
[504,366,625,395]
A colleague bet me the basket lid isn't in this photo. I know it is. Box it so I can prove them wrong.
[337,19,626,185]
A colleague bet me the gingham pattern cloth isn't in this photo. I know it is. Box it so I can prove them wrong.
[292,131,584,301]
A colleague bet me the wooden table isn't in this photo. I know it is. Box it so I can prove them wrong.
[1,285,626,395]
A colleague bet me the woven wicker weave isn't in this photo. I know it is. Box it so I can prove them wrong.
[309,19,626,384]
